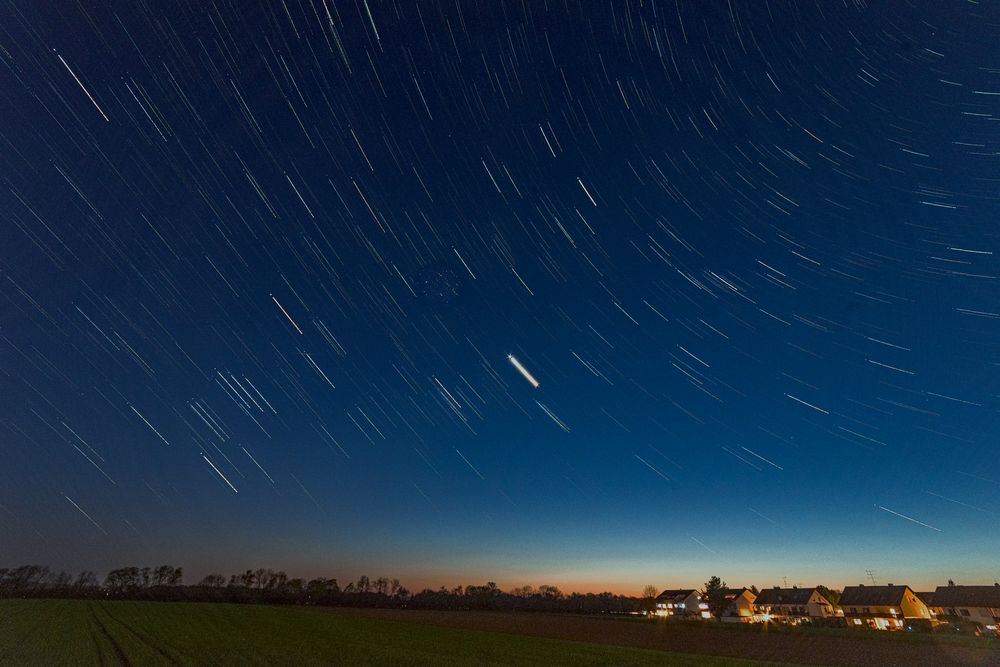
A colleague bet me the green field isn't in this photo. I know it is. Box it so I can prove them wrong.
[0,599,796,666]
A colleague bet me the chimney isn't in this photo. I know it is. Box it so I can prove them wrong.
[887,583,894,587]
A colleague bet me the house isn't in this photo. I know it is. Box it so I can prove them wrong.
[753,587,836,624]
[717,588,758,623]
[654,589,709,618]
[839,584,931,630]
[914,591,936,619]
[928,585,1000,634]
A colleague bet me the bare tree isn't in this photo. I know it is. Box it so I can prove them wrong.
[74,571,98,592]
[199,574,225,587]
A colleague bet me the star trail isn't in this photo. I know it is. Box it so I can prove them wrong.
[1,0,999,589]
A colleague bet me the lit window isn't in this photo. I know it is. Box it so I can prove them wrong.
[853,619,862,625]
[889,608,897,615]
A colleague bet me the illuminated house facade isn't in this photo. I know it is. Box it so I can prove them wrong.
[753,587,837,624]
[839,584,931,630]
[654,589,709,618]
[928,585,1000,634]
[717,588,758,623]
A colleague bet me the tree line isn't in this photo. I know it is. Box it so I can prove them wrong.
[0,565,642,614]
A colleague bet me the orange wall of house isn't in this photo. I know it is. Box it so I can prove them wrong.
[900,589,930,618]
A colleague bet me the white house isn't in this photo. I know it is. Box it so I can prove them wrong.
[929,585,1000,634]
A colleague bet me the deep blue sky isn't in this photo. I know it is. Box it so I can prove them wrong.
[1,0,999,592]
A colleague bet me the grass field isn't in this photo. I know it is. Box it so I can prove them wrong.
[0,599,798,666]
[329,608,1000,667]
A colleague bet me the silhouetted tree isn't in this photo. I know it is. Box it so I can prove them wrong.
[74,571,98,594]
[704,576,728,619]
[52,571,73,592]
[539,585,563,600]
[816,585,841,606]
[285,578,304,596]
[266,571,287,590]
[306,577,339,600]
[640,584,659,613]
[199,574,226,588]
[0,563,646,615]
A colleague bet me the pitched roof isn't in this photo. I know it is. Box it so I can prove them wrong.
[720,587,755,601]
[915,591,935,605]
[931,585,1000,608]
[754,587,819,605]
[839,585,909,606]
[656,589,698,602]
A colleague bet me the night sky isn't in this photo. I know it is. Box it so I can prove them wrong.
[2,0,999,592]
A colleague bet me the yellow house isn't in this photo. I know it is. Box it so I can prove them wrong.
[753,587,836,624]
[839,584,930,630]
[717,588,758,623]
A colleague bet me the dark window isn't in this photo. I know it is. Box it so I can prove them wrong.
[960,609,970,617]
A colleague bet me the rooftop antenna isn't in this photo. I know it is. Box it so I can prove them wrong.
[865,569,878,585]
[782,576,788,587]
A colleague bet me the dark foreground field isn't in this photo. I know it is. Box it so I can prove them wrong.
[0,599,796,666]
[2,601,999,666]
[339,608,1000,667]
